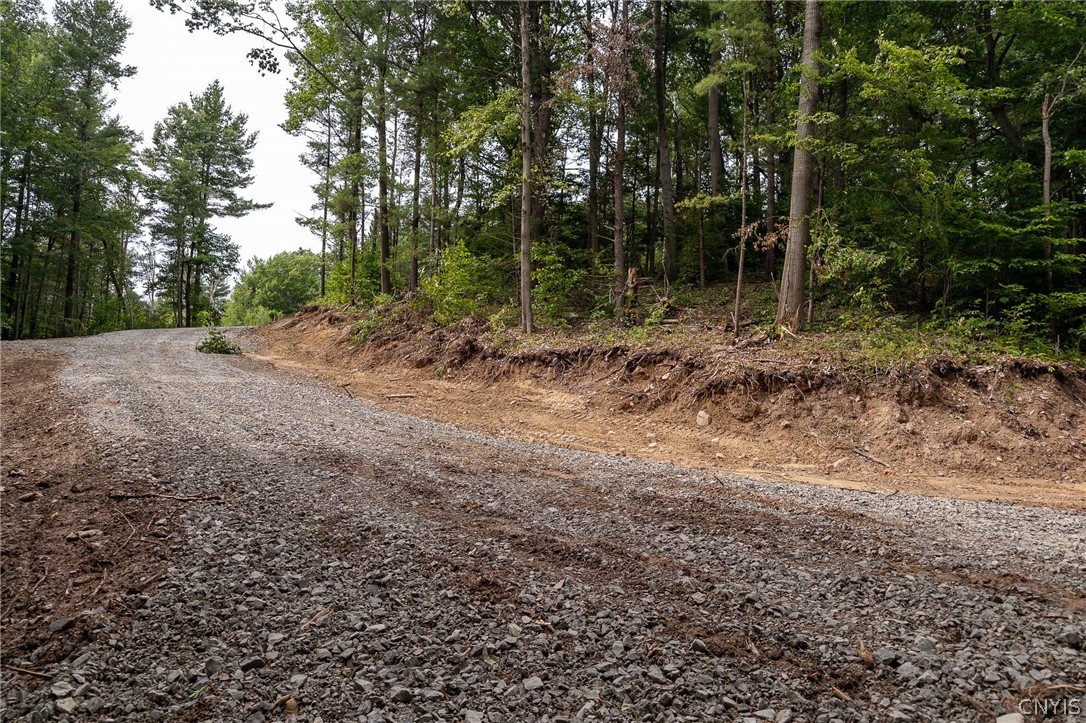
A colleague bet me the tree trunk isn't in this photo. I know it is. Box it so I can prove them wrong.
[519,0,534,333]
[586,0,600,262]
[1042,95,1053,292]
[348,108,361,298]
[734,78,749,335]
[655,0,676,285]
[319,114,327,297]
[410,116,422,293]
[613,0,629,321]
[377,40,392,295]
[776,0,821,331]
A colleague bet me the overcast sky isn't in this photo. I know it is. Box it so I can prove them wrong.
[111,1,316,272]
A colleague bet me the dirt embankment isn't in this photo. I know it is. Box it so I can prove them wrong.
[251,307,1086,509]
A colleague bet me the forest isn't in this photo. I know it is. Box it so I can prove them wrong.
[3,0,1085,357]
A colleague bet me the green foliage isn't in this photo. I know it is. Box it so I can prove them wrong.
[225,249,320,325]
[420,241,503,325]
[196,327,241,355]
[530,242,587,327]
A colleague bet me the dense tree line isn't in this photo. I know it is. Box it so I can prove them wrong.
[154,0,1084,347]
[4,1,1086,350]
[1,0,262,338]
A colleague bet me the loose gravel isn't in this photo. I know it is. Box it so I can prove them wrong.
[2,328,1083,722]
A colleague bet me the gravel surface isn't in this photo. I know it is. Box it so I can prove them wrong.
[2,328,1084,722]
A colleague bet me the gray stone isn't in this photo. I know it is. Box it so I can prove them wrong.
[239,656,265,672]
[48,617,74,634]
[995,715,1024,723]
[914,636,937,652]
[389,686,413,703]
[647,667,668,685]
[1055,628,1081,647]
[82,697,104,714]
[205,657,223,676]
[873,647,899,665]
[50,682,74,698]
[463,711,484,723]
[55,698,78,714]
[522,676,544,691]
[897,662,920,679]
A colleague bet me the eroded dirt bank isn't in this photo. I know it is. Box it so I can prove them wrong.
[0,328,1082,723]
[253,308,1086,509]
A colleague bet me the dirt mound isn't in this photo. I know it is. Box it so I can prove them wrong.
[250,308,1086,509]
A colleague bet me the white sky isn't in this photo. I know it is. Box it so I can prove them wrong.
[111,1,316,271]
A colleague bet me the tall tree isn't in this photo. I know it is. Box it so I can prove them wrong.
[654,0,677,285]
[776,0,821,331]
[519,0,534,333]
[143,81,266,326]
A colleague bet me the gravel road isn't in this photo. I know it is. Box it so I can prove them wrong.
[2,328,1084,723]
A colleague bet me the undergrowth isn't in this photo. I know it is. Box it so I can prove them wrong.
[314,279,1083,369]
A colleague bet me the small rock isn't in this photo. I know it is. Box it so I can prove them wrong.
[896,662,920,679]
[205,657,223,676]
[691,592,707,604]
[995,715,1024,723]
[1055,628,1081,648]
[464,712,484,723]
[647,667,668,685]
[873,647,898,665]
[692,638,710,654]
[18,492,37,502]
[914,636,936,652]
[315,648,332,660]
[523,676,544,691]
[696,410,711,427]
[753,710,776,721]
[48,617,74,634]
[82,697,104,713]
[389,686,413,703]
[55,698,77,714]
[50,681,75,697]
[239,656,265,672]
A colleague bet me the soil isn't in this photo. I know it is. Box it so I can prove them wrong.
[253,307,1086,510]
[0,349,169,666]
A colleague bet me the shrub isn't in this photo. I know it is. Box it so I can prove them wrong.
[531,242,587,327]
[196,327,241,355]
[421,241,502,325]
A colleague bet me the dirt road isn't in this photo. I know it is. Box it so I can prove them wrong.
[2,329,1083,722]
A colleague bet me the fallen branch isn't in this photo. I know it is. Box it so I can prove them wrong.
[830,685,852,702]
[2,665,51,680]
[386,393,417,399]
[299,606,332,632]
[91,569,108,597]
[852,448,889,468]
[109,492,223,502]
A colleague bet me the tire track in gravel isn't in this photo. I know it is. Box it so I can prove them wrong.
[2,328,1083,723]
